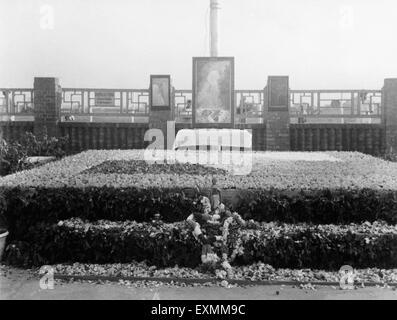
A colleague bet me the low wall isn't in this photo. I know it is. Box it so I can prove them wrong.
[0,122,386,155]
[290,124,385,155]
[59,123,149,153]
[0,122,34,141]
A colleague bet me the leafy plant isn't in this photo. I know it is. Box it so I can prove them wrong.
[381,151,397,162]
[19,132,68,158]
[1,186,397,243]
[4,218,397,269]
[0,190,7,233]
[0,132,68,176]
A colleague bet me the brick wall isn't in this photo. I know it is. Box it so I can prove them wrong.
[265,76,290,151]
[0,121,386,155]
[290,124,385,155]
[33,78,61,137]
[59,123,149,153]
[266,112,290,151]
[383,79,397,153]
[0,122,34,141]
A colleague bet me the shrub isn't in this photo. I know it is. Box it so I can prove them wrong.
[382,151,397,163]
[0,139,27,175]
[236,188,397,225]
[0,132,68,176]
[0,190,7,231]
[2,186,397,242]
[4,219,397,270]
[19,132,68,158]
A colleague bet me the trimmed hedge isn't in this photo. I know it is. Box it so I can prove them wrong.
[238,188,397,225]
[2,186,397,242]
[5,219,397,270]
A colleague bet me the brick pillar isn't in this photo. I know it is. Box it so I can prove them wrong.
[264,76,290,151]
[149,75,173,149]
[383,78,397,153]
[33,77,61,137]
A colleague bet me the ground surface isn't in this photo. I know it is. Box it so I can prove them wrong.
[1,267,396,300]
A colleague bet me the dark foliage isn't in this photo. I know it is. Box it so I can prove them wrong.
[4,218,397,270]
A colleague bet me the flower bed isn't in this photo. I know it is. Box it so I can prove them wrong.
[83,160,227,175]
[1,150,397,190]
[5,219,397,270]
[1,150,397,240]
[50,262,397,284]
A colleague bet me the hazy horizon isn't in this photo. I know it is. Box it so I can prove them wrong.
[1,0,397,90]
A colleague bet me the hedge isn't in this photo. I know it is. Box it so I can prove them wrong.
[4,219,397,269]
[2,186,397,241]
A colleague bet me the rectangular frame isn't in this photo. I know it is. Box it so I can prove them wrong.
[192,57,235,128]
[150,75,171,111]
[268,76,289,112]
[95,91,115,106]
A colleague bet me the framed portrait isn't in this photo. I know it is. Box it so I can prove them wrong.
[192,57,234,128]
[268,76,289,112]
[150,75,171,110]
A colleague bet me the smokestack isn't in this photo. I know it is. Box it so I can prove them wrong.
[210,0,220,57]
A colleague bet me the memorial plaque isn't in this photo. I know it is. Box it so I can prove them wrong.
[193,57,234,128]
[95,92,114,106]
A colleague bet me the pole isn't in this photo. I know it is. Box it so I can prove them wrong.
[210,0,220,57]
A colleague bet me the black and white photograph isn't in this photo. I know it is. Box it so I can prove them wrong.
[0,0,397,310]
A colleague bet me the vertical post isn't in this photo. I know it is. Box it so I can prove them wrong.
[33,77,61,137]
[210,0,220,57]
[149,75,173,149]
[264,76,291,151]
[383,78,397,153]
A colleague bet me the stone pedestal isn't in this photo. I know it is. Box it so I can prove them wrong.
[383,79,397,153]
[265,76,290,151]
[148,75,174,149]
[149,111,174,149]
[33,77,61,137]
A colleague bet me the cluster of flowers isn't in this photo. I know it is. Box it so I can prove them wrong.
[50,262,397,284]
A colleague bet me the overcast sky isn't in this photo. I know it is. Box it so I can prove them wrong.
[1,0,396,89]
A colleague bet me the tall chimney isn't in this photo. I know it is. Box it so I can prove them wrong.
[210,0,220,57]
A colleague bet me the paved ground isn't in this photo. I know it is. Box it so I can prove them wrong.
[1,268,396,300]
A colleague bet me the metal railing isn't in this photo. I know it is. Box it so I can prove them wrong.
[61,88,150,122]
[290,90,382,124]
[0,89,34,121]
[173,89,265,123]
[0,87,384,124]
[174,90,192,122]
[235,90,264,124]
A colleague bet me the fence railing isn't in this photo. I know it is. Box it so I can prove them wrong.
[61,88,150,122]
[0,89,34,121]
[0,87,384,124]
[173,89,265,123]
[174,90,192,122]
[235,90,264,124]
[290,90,382,124]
